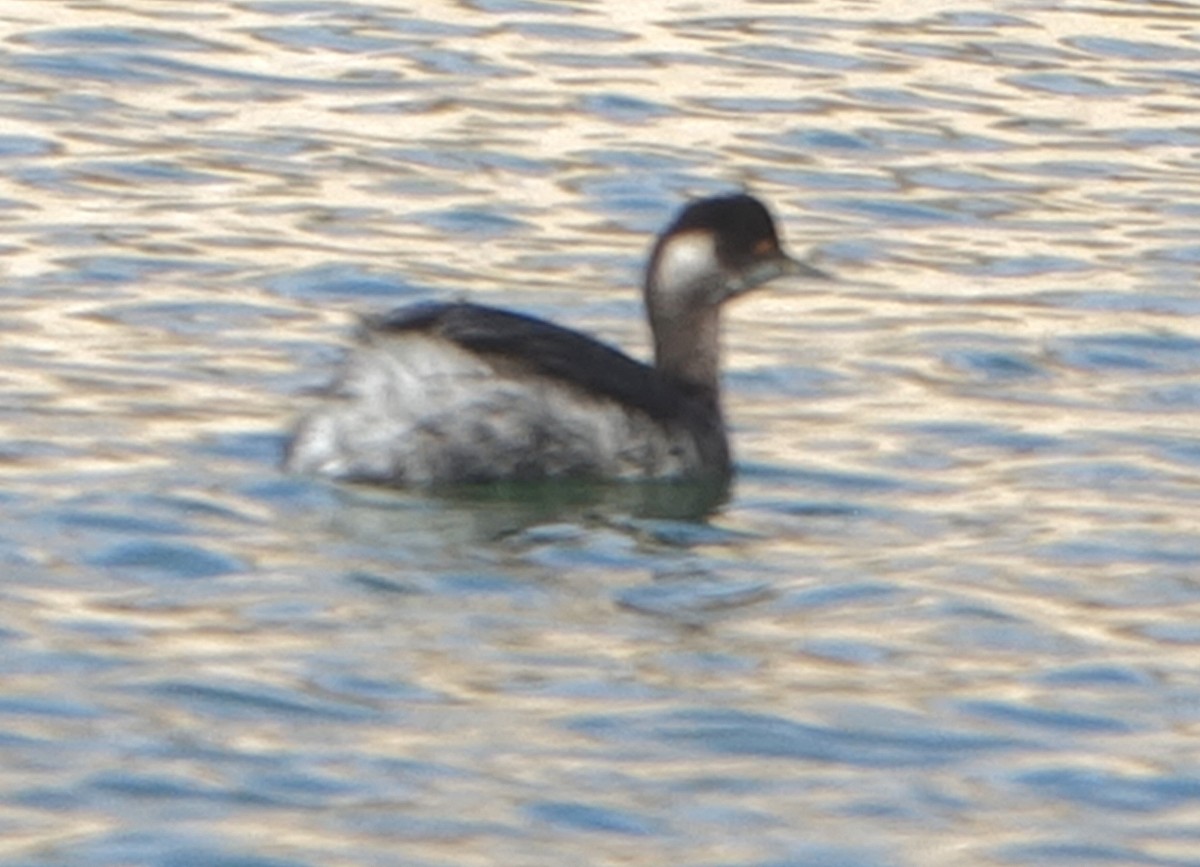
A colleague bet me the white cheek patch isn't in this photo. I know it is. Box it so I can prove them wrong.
[653,230,720,298]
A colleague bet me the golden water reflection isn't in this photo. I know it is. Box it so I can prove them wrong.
[0,0,1198,865]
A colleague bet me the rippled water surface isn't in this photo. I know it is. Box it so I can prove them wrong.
[2,1,1200,865]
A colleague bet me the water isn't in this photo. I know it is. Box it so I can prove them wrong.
[1,1,1199,865]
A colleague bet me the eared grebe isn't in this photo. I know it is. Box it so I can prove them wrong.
[285,193,828,487]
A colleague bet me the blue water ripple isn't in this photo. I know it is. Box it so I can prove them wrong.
[579,93,674,122]
[100,300,288,337]
[1117,127,1200,147]
[527,800,663,836]
[86,769,270,805]
[510,22,629,42]
[901,421,1061,453]
[142,678,380,722]
[729,848,897,867]
[1066,36,1200,62]
[962,255,1093,277]
[903,167,1032,193]
[88,540,245,579]
[77,159,230,185]
[800,639,893,665]
[250,25,408,53]
[817,197,967,223]
[1054,332,1200,374]
[936,12,1032,27]
[1146,383,1200,410]
[997,838,1186,866]
[1134,622,1200,645]
[941,348,1047,380]
[1036,663,1155,688]
[56,509,189,537]
[569,708,1024,767]
[871,128,1009,152]
[18,26,224,52]
[264,263,429,300]
[616,579,774,619]
[780,582,900,611]
[0,694,102,720]
[409,47,516,77]
[59,255,237,285]
[746,464,908,493]
[1007,72,1148,96]
[0,135,58,158]
[1041,535,1200,567]
[410,206,528,236]
[956,699,1130,733]
[93,834,313,867]
[726,44,890,72]
[14,53,184,85]
[195,432,291,466]
[1016,766,1200,812]
[775,128,874,151]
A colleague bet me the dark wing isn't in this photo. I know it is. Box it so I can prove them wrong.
[364,301,703,420]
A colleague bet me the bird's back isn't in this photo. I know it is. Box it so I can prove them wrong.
[284,302,727,486]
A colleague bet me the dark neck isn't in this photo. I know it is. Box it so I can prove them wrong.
[646,295,731,475]
[649,304,722,394]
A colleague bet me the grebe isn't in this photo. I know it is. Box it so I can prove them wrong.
[285,193,828,486]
